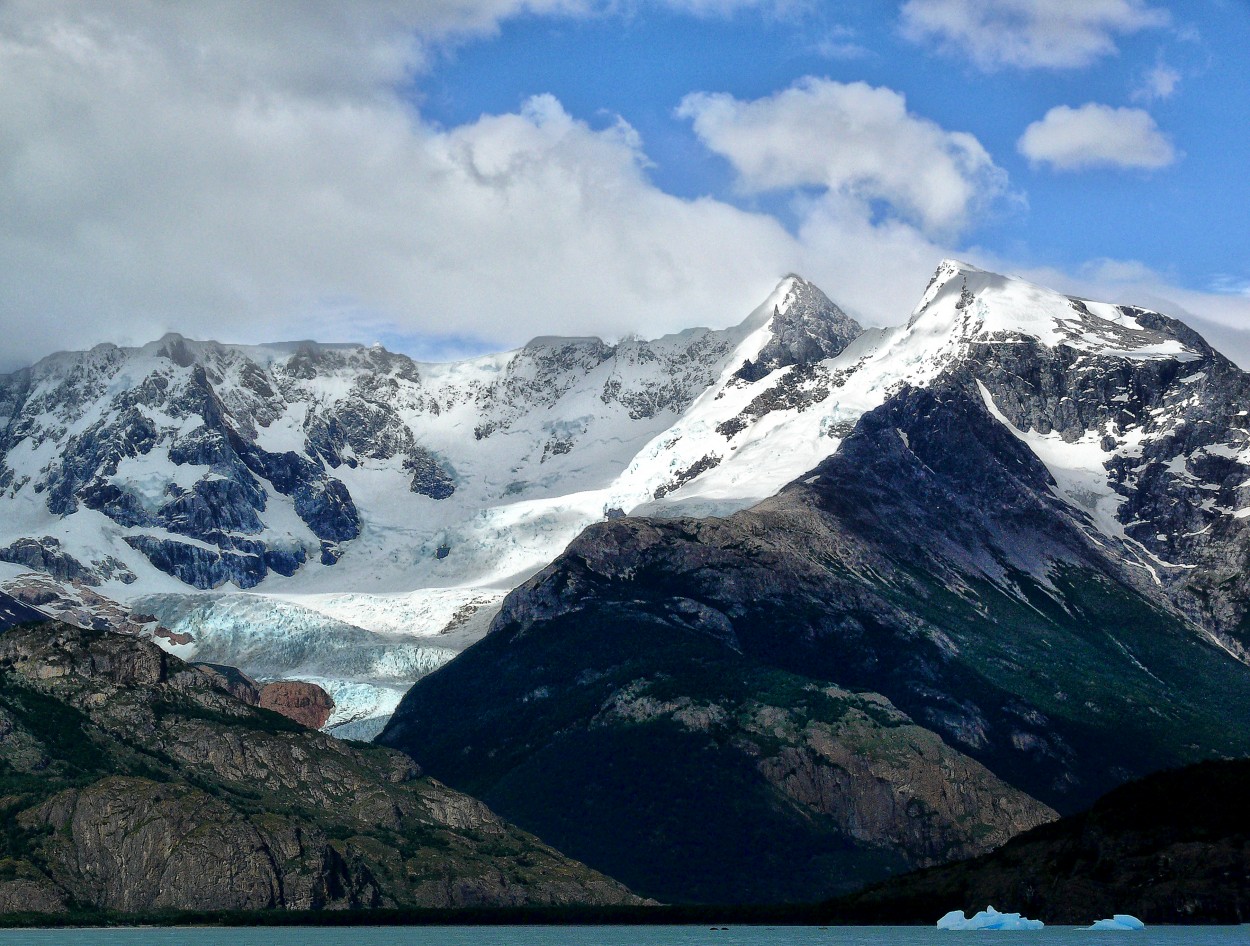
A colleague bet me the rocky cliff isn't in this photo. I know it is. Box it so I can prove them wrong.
[0,622,637,916]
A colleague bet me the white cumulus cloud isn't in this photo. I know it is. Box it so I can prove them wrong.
[1017,103,1177,171]
[899,0,1169,71]
[677,77,1006,234]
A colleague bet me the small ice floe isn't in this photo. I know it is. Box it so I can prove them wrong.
[1085,915,1145,930]
[937,906,1044,930]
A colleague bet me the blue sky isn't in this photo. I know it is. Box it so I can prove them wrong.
[420,1,1247,289]
[1,1,1248,369]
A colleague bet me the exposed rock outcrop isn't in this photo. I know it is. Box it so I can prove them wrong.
[839,759,1250,926]
[258,680,335,729]
[735,276,862,382]
[0,623,639,916]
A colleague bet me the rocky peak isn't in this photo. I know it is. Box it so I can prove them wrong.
[735,275,863,382]
[154,332,198,367]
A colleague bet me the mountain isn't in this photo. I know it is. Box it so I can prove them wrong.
[378,261,1250,903]
[0,620,637,917]
[837,758,1250,925]
[6,258,1250,905]
[0,277,863,733]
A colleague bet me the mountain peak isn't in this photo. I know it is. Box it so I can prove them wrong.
[908,259,1202,363]
[732,274,863,382]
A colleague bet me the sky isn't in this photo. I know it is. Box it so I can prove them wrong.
[2,0,1249,371]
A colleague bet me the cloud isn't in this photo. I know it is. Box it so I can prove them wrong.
[1209,275,1250,298]
[0,2,828,371]
[677,78,1006,234]
[811,24,871,60]
[899,0,1169,71]
[1132,61,1182,102]
[1,2,1006,374]
[648,0,803,16]
[1017,103,1177,171]
[0,0,597,98]
[1,0,1238,381]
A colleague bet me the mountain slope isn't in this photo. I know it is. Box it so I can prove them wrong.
[0,622,637,916]
[379,377,1250,902]
[5,259,1250,741]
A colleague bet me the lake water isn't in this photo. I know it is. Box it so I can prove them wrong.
[0,927,1245,946]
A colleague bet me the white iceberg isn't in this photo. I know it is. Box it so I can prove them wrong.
[1086,915,1145,930]
[937,906,1045,930]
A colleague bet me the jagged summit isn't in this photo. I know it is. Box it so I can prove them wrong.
[734,274,863,382]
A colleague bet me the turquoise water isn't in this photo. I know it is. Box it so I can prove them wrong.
[0,927,1245,946]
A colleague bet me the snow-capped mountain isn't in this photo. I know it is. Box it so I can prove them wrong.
[0,276,862,731]
[4,259,1250,733]
[378,262,1250,904]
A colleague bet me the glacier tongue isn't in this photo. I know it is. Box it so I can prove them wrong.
[133,590,460,736]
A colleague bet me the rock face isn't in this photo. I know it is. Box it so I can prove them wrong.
[2,573,149,635]
[381,364,1250,904]
[258,680,336,729]
[187,664,336,729]
[840,759,1250,926]
[0,536,134,585]
[734,276,861,381]
[0,623,638,916]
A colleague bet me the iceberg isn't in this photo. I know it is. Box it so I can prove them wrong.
[937,906,1045,930]
[1086,915,1145,930]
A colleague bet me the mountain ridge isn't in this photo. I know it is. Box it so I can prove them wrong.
[4,260,1250,737]
[0,620,640,915]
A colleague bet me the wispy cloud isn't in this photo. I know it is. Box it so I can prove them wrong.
[899,0,1169,71]
[811,24,871,60]
[1210,275,1250,298]
[1132,61,1182,102]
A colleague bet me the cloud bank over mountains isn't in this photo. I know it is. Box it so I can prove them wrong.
[1,0,1245,372]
